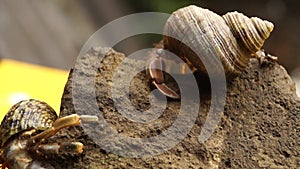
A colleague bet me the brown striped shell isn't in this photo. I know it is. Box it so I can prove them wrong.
[163,5,274,78]
[0,99,57,147]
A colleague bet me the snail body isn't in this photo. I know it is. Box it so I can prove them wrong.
[0,99,98,169]
[0,99,57,147]
[163,5,274,77]
[148,5,274,98]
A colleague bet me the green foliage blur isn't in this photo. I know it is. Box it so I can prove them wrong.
[127,0,206,13]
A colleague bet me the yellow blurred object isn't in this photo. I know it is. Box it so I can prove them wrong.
[0,59,69,122]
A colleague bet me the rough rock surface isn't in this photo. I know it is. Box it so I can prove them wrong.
[49,47,299,168]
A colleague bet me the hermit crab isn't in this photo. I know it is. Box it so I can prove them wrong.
[147,5,275,99]
[0,99,98,169]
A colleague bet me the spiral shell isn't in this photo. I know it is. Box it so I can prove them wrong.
[163,5,274,77]
[0,99,57,147]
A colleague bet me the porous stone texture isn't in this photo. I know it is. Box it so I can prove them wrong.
[50,47,299,168]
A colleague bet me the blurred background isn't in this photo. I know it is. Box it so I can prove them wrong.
[0,0,299,117]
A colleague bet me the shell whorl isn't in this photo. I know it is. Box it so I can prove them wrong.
[0,99,57,147]
[222,11,274,54]
[163,5,274,77]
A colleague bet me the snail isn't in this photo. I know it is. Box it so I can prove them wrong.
[147,5,274,99]
[0,99,98,169]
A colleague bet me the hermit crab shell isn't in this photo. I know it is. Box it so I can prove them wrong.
[0,99,57,147]
[163,5,274,78]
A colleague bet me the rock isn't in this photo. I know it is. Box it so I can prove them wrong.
[50,47,300,168]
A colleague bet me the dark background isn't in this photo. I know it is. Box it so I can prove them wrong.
[0,0,298,75]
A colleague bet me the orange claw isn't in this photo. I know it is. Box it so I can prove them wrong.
[147,49,180,99]
[152,81,180,99]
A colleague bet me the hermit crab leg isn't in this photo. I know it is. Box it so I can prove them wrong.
[28,114,98,146]
[36,142,84,155]
[147,49,180,99]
